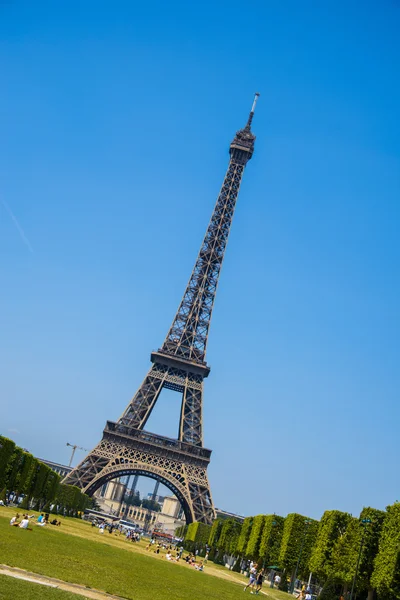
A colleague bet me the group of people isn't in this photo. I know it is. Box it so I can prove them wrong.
[297,584,313,599]
[91,519,143,543]
[243,563,265,595]
[10,513,31,529]
[125,529,141,542]
[243,563,314,598]
[166,550,205,572]
[144,539,206,572]
[9,512,62,529]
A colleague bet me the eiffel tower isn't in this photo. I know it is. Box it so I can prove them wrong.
[63,94,260,524]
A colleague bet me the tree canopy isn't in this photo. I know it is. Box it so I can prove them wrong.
[309,510,352,581]
[371,502,400,600]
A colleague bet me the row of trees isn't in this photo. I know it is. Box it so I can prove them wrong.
[178,502,400,600]
[0,435,92,516]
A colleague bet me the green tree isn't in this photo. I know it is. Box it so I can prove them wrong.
[246,514,265,560]
[371,502,400,600]
[185,522,212,548]
[5,447,24,494]
[259,514,285,566]
[217,519,242,555]
[175,525,187,538]
[236,516,253,557]
[317,577,341,600]
[32,463,52,509]
[330,516,360,590]
[279,513,318,580]
[208,519,223,548]
[309,510,352,582]
[331,508,385,599]
[141,498,161,511]
[43,470,60,508]
[125,493,141,507]
[0,436,16,489]
[301,519,319,579]
[18,452,38,497]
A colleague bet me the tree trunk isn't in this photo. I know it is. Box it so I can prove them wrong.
[367,588,374,600]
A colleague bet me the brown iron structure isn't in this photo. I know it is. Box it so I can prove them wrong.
[63,94,260,524]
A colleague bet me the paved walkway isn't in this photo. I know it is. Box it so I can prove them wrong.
[0,564,125,600]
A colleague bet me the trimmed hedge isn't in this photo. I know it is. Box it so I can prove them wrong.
[175,525,187,538]
[208,519,223,548]
[259,514,285,565]
[246,514,265,559]
[217,518,242,555]
[236,516,253,556]
[371,502,400,599]
[279,513,318,577]
[0,437,16,488]
[185,522,211,547]
[0,435,92,515]
[309,510,352,581]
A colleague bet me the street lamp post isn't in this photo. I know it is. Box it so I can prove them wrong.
[349,518,371,600]
[290,519,312,594]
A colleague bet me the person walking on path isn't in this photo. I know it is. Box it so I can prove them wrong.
[244,563,258,592]
[254,569,265,595]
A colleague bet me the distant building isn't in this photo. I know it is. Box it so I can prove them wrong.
[215,508,245,523]
[39,459,72,479]
[162,495,181,519]
[119,494,185,535]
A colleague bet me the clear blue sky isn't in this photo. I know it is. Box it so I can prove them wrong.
[1,0,399,520]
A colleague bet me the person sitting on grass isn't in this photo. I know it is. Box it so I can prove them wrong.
[37,513,46,526]
[19,516,32,530]
[10,513,20,526]
[195,562,204,572]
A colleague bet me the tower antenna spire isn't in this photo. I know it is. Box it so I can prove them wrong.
[246,92,260,129]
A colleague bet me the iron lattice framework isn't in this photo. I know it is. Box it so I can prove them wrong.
[63,94,259,524]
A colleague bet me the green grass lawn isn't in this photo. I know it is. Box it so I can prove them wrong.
[0,574,89,600]
[0,507,291,600]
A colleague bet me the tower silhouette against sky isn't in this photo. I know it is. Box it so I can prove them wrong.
[63,94,259,524]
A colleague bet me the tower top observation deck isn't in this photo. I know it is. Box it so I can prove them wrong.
[230,92,260,163]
